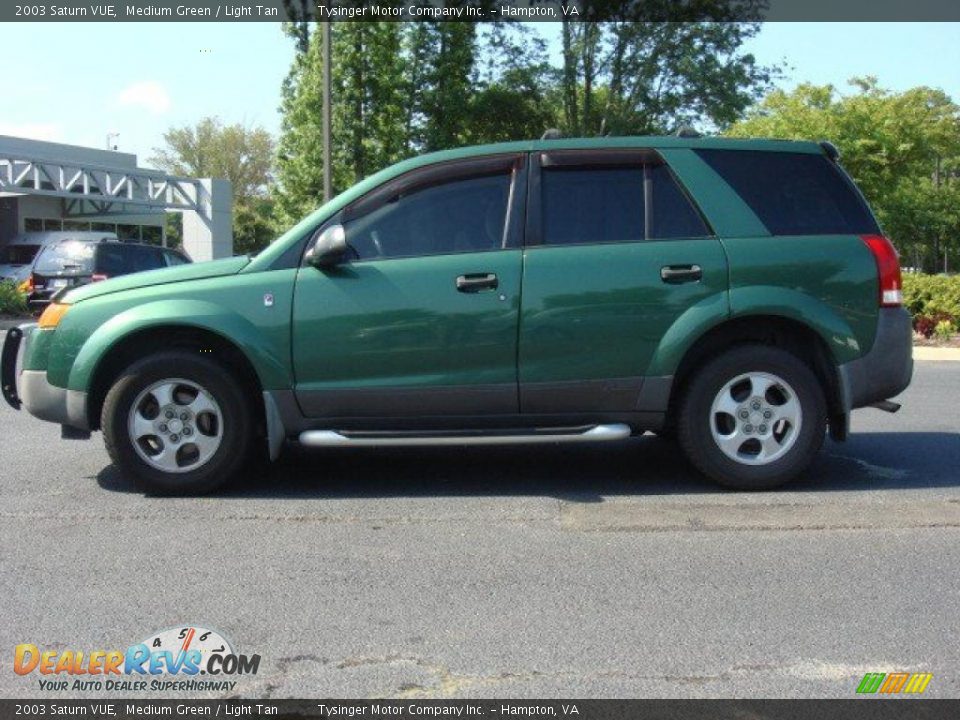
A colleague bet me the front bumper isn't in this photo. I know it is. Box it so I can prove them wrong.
[839,306,914,410]
[2,324,89,429]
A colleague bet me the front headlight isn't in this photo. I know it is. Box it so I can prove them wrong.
[38,302,70,329]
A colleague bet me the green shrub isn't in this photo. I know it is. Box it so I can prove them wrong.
[934,319,957,341]
[901,273,960,337]
[0,280,28,316]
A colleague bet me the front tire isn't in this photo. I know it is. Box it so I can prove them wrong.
[101,351,254,495]
[677,345,826,490]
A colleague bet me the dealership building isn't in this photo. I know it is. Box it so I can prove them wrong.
[0,135,232,261]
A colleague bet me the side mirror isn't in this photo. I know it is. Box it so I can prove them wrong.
[306,225,349,269]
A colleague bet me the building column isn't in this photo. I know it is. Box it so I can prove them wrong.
[181,178,233,261]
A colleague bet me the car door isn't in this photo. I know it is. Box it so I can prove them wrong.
[292,153,527,419]
[518,148,729,413]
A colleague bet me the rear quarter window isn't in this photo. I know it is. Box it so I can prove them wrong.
[695,149,880,236]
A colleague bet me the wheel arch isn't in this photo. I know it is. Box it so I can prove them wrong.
[85,324,267,433]
[664,313,846,439]
[70,298,289,433]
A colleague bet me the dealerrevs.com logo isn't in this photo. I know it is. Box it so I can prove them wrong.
[14,625,261,693]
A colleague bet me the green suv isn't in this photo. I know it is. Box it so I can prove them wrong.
[1,136,913,494]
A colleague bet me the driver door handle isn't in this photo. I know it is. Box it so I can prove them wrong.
[456,273,499,293]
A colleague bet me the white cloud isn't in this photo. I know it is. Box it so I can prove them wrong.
[116,81,171,115]
[0,122,64,142]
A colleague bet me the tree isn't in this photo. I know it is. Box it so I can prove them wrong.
[557,21,777,136]
[274,21,409,227]
[407,23,478,151]
[467,23,556,143]
[273,14,780,232]
[149,117,275,255]
[273,35,327,228]
[728,79,960,271]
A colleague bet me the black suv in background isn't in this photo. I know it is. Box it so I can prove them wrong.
[27,240,191,309]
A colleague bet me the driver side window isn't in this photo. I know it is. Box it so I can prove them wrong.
[344,173,512,261]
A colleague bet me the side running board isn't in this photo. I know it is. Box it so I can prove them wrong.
[298,423,632,448]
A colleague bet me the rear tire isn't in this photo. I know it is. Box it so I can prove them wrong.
[677,345,826,490]
[101,351,254,495]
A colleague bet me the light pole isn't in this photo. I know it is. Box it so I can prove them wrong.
[106,132,119,151]
[322,22,332,203]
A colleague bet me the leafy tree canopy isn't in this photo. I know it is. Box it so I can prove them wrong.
[150,117,276,254]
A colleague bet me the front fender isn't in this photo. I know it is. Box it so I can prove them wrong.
[64,299,292,393]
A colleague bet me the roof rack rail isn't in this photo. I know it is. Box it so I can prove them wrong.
[674,126,701,139]
[819,140,840,161]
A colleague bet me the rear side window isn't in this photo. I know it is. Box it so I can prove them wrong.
[648,164,710,239]
[96,245,128,276]
[124,245,166,272]
[541,162,709,246]
[695,149,880,236]
[543,168,644,245]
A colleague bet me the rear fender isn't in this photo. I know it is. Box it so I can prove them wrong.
[646,286,857,377]
[727,286,861,364]
[644,292,730,377]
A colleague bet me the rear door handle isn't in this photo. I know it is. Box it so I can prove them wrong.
[456,273,498,293]
[660,264,702,284]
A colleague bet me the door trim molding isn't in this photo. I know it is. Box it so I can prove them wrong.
[297,383,518,419]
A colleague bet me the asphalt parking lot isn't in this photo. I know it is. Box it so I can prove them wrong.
[1,360,959,699]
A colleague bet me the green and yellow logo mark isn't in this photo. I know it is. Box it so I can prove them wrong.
[857,672,932,694]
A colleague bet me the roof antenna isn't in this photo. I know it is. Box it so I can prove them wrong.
[541,128,563,140]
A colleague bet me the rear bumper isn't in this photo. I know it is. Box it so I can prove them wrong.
[2,324,89,429]
[839,307,914,410]
[27,290,55,309]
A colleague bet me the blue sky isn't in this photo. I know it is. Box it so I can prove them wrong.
[1,22,957,169]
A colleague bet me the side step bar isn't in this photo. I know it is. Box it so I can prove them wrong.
[299,423,632,448]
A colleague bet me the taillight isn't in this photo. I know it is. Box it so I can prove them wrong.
[91,273,109,282]
[861,234,902,307]
[18,275,34,294]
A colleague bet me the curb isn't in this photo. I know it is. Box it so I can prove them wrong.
[913,346,960,362]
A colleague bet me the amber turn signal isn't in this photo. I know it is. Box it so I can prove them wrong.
[38,303,70,329]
